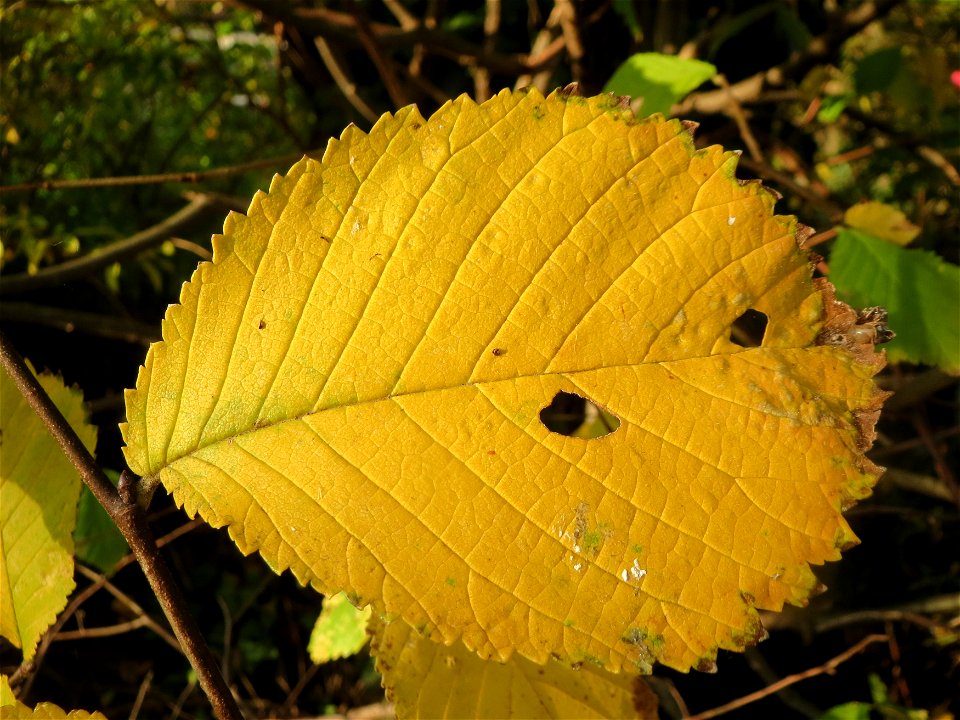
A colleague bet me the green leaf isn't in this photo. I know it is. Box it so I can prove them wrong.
[830,228,960,372]
[0,362,97,662]
[123,89,886,674]
[604,53,717,116]
[307,592,371,664]
[855,48,903,95]
[73,475,128,574]
[819,702,872,720]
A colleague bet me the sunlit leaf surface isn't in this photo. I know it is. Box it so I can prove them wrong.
[123,89,886,672]
[370,617,657,719]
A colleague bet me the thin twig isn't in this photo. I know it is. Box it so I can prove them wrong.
[314,36,380,124]
[474,0,502,102]
[0,302,160,344]
[555,0,583,83]
[73,564,182,652]
[54,617,153,642]
[714,74,764,164]
[912,409,960,507]
[881,468,955,503]
[870,426,960,459]
[129,670,154,720]
[515,4,564,93]
[343,0,408,108]
[0,197,215,296]
[684,634,888,720]
[0,151,305,193]
[242,0,546,76]
[11,518,204,696]
[0,332,242,720]
[677,0,904,115]
[737,156,844,223]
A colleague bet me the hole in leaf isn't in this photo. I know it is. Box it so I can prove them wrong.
[730,309,768,348]
[540,391,620,439]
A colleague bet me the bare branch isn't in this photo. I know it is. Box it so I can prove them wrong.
[0,333,243,720]
[0,151,306,193]
[314,35,380,123]
[684,634,888,720]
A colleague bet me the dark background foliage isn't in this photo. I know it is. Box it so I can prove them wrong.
[1,1,957,718]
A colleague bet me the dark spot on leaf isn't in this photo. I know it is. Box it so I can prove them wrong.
[411,122,422,130]
[730,308,768,347]
[486,450,496,456]
[695,658,718,673]
[540,391,620,438]
[491,347,506,356]
[258,319,266,330]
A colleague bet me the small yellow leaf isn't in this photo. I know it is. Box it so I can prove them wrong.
[844,201,920,246]
[0,676,106,719]
[370,617,657,719]
[308,592,372,663]
[123,89,886,673]
[1,363,97,662]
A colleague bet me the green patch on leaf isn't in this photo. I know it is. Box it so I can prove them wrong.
[308,592,372,664]
[604,53,716,116]
[830,228,959,372]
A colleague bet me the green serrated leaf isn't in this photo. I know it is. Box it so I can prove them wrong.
[308,592,371,664]
[830,228,960,372]
[74,472,128,574]
[604,53,716,116]
[0,362,97,662]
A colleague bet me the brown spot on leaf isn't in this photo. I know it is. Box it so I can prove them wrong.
[491,347,506,357]
[795,223,816,249]
[258,319,266,330]
[695,657,718,673]
[814,279,892,464]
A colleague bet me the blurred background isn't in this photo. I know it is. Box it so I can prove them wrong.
[1,1,957,718]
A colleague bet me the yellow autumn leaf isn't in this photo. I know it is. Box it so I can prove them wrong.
[1,363,97,662]
[844,201,920,246]
[370,617,657,719]
[0,676,106,719]
[122,89,886,673]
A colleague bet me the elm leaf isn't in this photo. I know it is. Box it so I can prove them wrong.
[830,228,959,372]
[122,89,886,673]
[1,363,96,662]
[604,53,716,115]
[370,617,657,719]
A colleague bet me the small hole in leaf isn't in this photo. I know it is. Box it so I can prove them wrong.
[540,391,620,439]
[730,309,768,348]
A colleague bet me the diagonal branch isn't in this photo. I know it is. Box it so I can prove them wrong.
[684,634,888,720]
[0,331,243,720]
